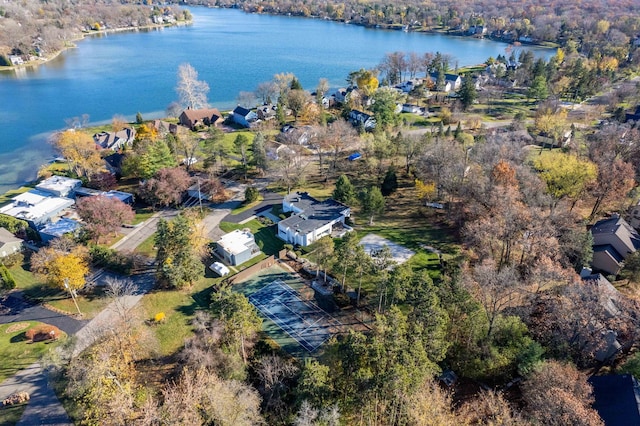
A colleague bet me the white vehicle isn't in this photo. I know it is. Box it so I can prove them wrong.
[209,262,230,277]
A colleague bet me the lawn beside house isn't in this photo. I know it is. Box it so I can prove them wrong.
[218,219,284,257]
[10,263,110,319]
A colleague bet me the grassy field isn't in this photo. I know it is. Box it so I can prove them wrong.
[132,207,155,225]
[0,186,34,208]
[135,233,158,258]
[140,270,222,356]
[0,403,28,426]
[10,264,110,319]
[0,321,66,383]
[219,219,284,257]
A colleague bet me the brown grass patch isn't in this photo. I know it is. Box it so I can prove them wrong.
[5,323,29,334]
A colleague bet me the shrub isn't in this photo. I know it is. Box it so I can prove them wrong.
[244,186,259,204]
[89,245,133,274]
[1,251,24,268]
[0,264,16,290]
[25,324,61,342]
[3,392,30,406]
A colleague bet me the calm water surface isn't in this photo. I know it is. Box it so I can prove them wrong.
[0,7,552,193]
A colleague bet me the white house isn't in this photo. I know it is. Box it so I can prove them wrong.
[216,229,261,266]
[36,175,82,198]
[348,110,376,131]
[277,192,351,247]
[0,190,75,228]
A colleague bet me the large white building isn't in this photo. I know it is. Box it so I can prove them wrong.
[215,229,261,266]
[277,192,351,247]
[0,190,74,227]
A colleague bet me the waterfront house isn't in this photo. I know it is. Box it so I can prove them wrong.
[231,106,258,128]
[178,108,223,130]
[35,175,82,198]
[0,190,74,228]
[277,192,351,247]
[93,127,137,151]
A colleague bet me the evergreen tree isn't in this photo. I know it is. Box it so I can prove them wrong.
[454,122,462,140]
[359,186,385,225]
[136,112,144,124]
[251,132,268,172]
[380,167,398,196]
[276,97,286,125]
[332,175,356,204]
[155,215,202,289]
[290,77,303,90]
[457,76,478,111]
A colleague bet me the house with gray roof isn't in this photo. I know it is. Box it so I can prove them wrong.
[231,106,258,128]
[591,214,640,275]
[277,192,351,247]
[93,127,136,151]
[589,374,640,425]
[0,227,23,258]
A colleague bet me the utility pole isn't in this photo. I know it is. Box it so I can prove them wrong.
[64,278,82,317]
[197,177,203,214]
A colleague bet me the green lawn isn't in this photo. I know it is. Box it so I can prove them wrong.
[0,321,66,382]
[0,186,33,208]
[219,219,284,257]
[141,270,223,356]
[0,403,28,426]
[10,264,110,319]
[135,232,158,258]
[132,207,155,225]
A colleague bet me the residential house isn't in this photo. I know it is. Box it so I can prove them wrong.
[178,108,223,130]
[0,190,74,228]
[332,88,350,104]
[348,110,376,131]
[93,127,137,151]
[591,214,640,275]
[467,25,487,36]
[589,374,640,425]
[0,228,23,257]
[38,218,81,243]
[104,153,125,176]
[401,104,423,114]
[35,176,82,198]
[277,192,351,247]
[256,104,277,121]
[9,55,24,66]
[152,120,179,136]
[629,200,640,230]
[429,72,462,92]
[75,187,134,204]
[215,229,261,266]
[625,105,640,123]
[266,141,295,160]
[231,106,258,128]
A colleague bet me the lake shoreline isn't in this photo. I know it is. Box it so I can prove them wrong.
[0,21,192,71]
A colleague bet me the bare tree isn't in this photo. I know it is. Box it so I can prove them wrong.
[176,63,210,110]
[255,81,279,104]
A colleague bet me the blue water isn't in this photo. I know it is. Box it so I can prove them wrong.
[0,7,552,193]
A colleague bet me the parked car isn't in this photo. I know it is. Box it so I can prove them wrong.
[347,152,362,161]
[209,262,230,277]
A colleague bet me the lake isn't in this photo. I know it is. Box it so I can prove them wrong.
[0,7,552,194]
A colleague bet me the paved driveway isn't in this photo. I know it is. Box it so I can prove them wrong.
[223,190,284,224]
[0,291,86,335]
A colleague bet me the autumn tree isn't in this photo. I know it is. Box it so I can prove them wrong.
[532,152,597,211]
[359,186,385,225]
[288,89,310,121]
[275,145,308,194]
[521,361,603,426]
[54,130,104,178]
[415,179,437,205]
[397,132,427,175]
[122,139,176,179]
[155,214,202,289]
[312,236,335,282]
[76,195,134,243]
[175,63,209,110]
[156,368,263,426]
[138,167,191,208]
[588,157,635,218]
[370,87,401,129]
[31,244,89,292]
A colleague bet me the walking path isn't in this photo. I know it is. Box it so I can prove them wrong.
[0,212,171,424]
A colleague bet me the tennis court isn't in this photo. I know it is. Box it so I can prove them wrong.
[249,279,340,352]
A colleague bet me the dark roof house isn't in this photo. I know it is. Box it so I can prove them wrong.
[277,192,351,247]
[179,108,223,130]
[591,214,640,275]
[589,374,640,425]
[93,128,137,150]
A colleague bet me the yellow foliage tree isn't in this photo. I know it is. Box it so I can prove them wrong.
[55,130,104,178]
[534,107,568,143]
[32,246,89,291]
[356,69,379,97]
[415,179,437,204]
